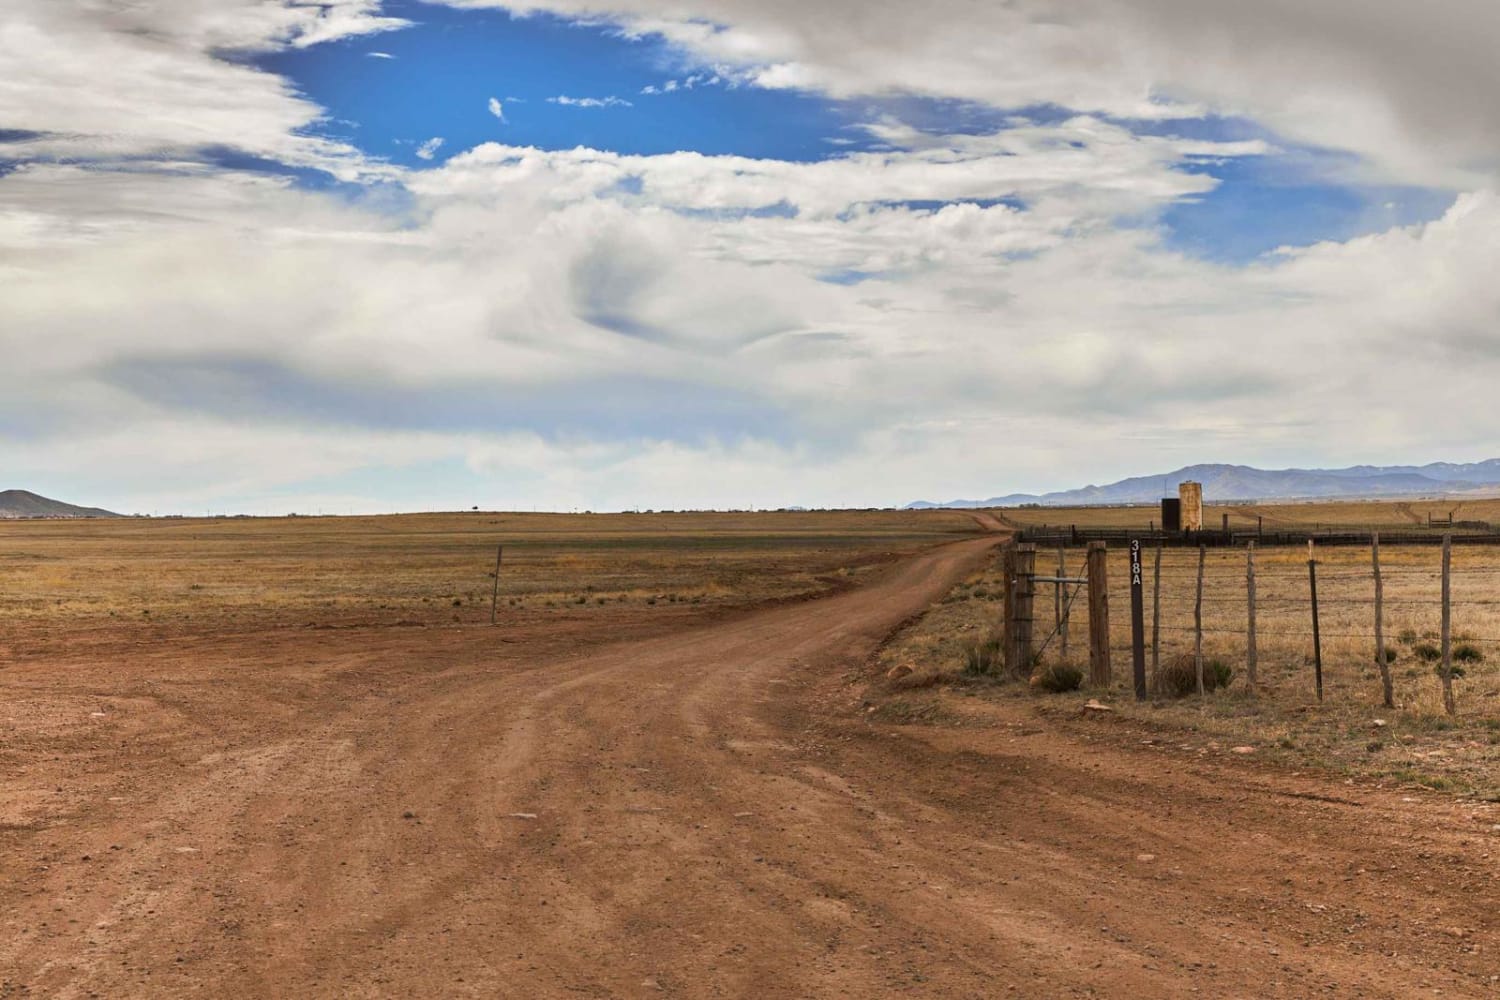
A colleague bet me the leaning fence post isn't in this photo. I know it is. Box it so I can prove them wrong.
[1087,542,1111,687]
[1309,540,1323,702]
[1194,544,1206,697]
[1373,532,1393,709]
[1246,541,1258,697]
[1440,533,1455,716]
[490,544,504,625]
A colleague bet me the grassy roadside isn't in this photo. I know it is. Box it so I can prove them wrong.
[867,561,1500,802]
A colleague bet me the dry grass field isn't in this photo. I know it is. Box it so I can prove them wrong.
[876,500,1500,801]
[0,508,977,636]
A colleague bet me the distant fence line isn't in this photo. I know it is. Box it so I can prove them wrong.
[1013,526,1500,549]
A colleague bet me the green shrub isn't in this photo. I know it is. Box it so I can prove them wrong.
[1412,642,1441,663]
[1398,628,1418,645]
[1454,643,1484,664]
[1435,663,1467,679]
[1030,662,1084,693]
[1374,644,1399,664]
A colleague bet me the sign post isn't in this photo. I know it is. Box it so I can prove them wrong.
[1130,538,1147,700]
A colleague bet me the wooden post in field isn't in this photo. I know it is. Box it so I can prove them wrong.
[1194,545,1206,697]
[1087,542,1111,687]
[1246,541,1258,697]
[1000,542,1016,673]
[1129,538,1147,701]
[1151,539,1162,686]
[1440,533,1455,715]
[1373,533,1394,709]
[1056,546,1069,661]
[490,544,504,625]
[1012,544,1037,676]
[1308,540,1323,702]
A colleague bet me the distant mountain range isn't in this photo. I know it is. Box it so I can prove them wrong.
[0,490,122,519]
[908,461,1500,509]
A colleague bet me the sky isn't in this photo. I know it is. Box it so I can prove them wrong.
[3,1,1500,514]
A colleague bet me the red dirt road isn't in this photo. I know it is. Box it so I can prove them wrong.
[2,535,1496,997]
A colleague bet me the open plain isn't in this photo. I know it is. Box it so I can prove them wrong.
[1,509,1496,997]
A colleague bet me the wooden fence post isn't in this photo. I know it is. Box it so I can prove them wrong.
[1246,541,1258,697]
[490,544,504,625]
[1309,541,1323,702]
[1130,538,1146,701]
[1441,533,1455,715]
[1056,546,1067,661]
[1087,542,1111,687]
[1012,544,1037,676]
[1373,533,1393,709]
[1194,545,1206,697]
[1151,539,1161,686]
[1000,542,1016,673]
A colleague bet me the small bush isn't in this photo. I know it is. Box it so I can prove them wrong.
[1435,663,1467,679]
[1412,642,1441,663]
[1398,628,1418,645]
[1210,659,1233,689]
[1454,643,1484,664]
[1030,662,1084,693]
[1374,644,1399,664]
[1153,653,1231,698]
[964,640,1003,676]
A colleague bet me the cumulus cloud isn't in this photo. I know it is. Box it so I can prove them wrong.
[415,137,446,160]
[0,1,408,177]
[447,0,1500,188]
[488,97,507,121]
[4,0,1500,512]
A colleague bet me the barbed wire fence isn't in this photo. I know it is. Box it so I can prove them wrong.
[997,533,1496,716]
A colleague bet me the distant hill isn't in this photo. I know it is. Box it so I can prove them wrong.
[0,490,123,519]
[908,460,1500,509]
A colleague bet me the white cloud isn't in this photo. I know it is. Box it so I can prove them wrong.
[416,137,446,161]
[5,1,1500,512]
[0,1,408,179]
[368,51,396,59]
[6,109,1500,511]
[445,0,1500,188]
[488,97,507,122]
[548,95,634,108]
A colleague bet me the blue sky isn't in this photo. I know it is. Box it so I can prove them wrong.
[3,0,1499,514]
[258,4,883,165]
[250,5,1457,265]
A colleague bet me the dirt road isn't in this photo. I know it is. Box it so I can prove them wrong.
[2,535,1496,997]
